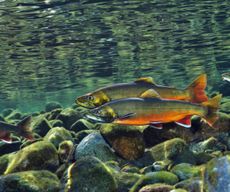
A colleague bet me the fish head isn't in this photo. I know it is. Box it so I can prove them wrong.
[76,91,110,109]
[87,105,117,123]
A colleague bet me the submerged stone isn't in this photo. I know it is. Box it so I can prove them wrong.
[57,108,82,129]
[4,141,59,174]
[65,156,117,192]
[0,170,60,192]
[0,141,22,155]
[49,119,64,127]
[175,177,203,192]
[171,163,204,181]
[58,140,74,163]
[1,108,14,118]
[101,124,145,160]
[130,171,179,192]
[44,127,73,148]
[45,101,62,112]
[150,138,187,161]
[204,155,230,192]
[138,183,174,192]
[70,119,95,133]
[0,153,13,175]
[73,129,96,144]
[75,132,117,162]
[5,111,22,121]
[31,115,52,136]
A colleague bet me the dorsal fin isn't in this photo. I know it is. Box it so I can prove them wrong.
[140,89,161,99]
[135,77,155,84]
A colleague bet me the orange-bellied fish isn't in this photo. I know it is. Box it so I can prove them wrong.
[76,74,208,109]
[0,116,33,143]
[87,90,221,129]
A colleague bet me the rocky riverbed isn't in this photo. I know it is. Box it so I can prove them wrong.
[0,99,229,192]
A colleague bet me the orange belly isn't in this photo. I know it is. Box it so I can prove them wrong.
[113,112,190,125]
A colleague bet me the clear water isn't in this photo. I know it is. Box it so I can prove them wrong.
[0,0,229,112]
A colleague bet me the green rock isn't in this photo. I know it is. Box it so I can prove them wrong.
[65,156,117,192]
[4,141,59,174]
[175,177,203,192]
[0,154,13,175]
[57,108,82,129]
[152,160,172,171]
[32,115,52,136]
[5,111,22,121]
[130,171,179,192]
[75,132,117,162]
[0,115,4,121]
[45,102,62,112]
[0,170,60,192]
[138,183,174,192]
[49,119,64,127]
[150,138,187,161]
[44,127,73,148]
[204,155,230,192]
[101,124,145,160]
[171,163,204,180]
[70,119,95,133]
[113,170,141,192]
[45,108,62,121]
[2,108,14,117]
[190,137,226,154]
[121,164,140,174]
[58,140,74,163]
[170,189,187,192]
[220,101,230,113]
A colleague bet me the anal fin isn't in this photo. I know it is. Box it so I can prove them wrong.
[175,116,192,128]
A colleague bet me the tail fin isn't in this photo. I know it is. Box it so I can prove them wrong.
[17,116,34,140]
[202,94,222,127]
[187,74,208,103]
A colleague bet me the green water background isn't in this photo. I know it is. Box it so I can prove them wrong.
[0,0,229,112]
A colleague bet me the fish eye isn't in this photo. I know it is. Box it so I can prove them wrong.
[87,95,94,101]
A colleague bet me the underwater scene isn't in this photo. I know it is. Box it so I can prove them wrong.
[0,0,230,191]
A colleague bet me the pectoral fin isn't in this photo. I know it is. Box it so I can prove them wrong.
[118,113,136,120]
[140,89,161,99]
[175,116,192,128]
[135,77,156,84]
[149,122,163,129]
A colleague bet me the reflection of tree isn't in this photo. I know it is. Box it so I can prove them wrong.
[0,0,229,111]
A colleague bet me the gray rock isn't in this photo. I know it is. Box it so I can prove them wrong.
[45,102,62,112]
[75,132,117,162]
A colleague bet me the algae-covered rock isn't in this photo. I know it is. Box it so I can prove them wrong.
[4,141,59,174]
[58,140,74,163]
[121,164,140,174]
[101,124,145,160]
[2,108,14,117]
[44,127,73,148]
[45,108,62,121]
[45,101,62,112]
[0,153,13,175]
[5,111,22,121]
[0,170,60,192]
[170,189,187,192]
[65,156,117,192]
[171,163,203,180]
[138,183,174,192]
[150,138,187,161]
[57,108,82,129]
[49,119,64,127]
[190,137,226,154]
[113,171,141,192]
[175,177,203,192]
[204,155,230,192]
[130,171,179,192]
[152,160,172,171]
[75,132,117,162]
[70,119,95,133]
[32,115,52,136]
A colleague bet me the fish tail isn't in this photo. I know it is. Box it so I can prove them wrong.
[187,73,208,103]
[17,116,34,140]
[202,94,222,127]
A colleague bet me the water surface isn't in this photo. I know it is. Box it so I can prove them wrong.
[0,0,229,112]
